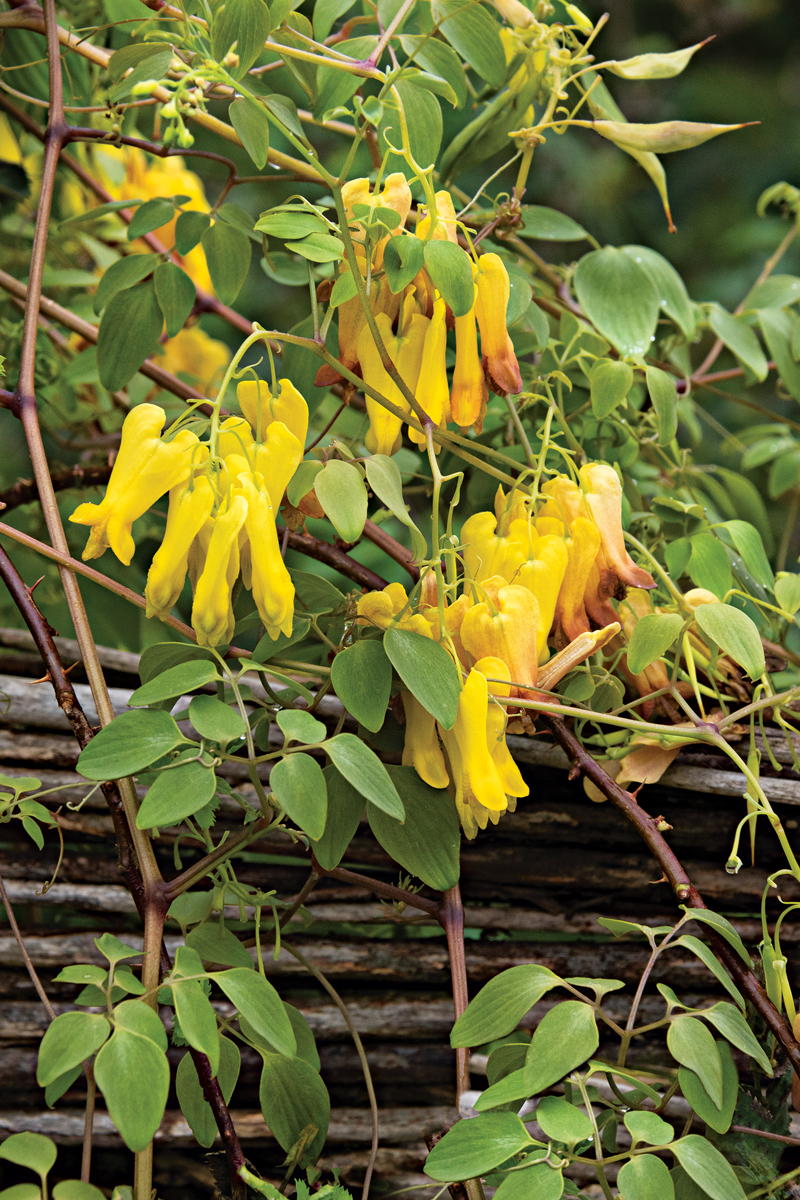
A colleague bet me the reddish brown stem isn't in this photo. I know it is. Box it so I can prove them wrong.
[546,714,800,1075]
[440,884,471,1105]
[311,858,440,916]
[362,518,419,582]
[289,528,387,590]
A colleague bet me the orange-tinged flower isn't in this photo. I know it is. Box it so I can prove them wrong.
[460,583,539,697]
[540,475,584,527]
[579,463,655,591]
[145,475,215,620]
[192,493,248,647]
[553,516,602,644]
[416,190,459,243]
[401,691,449,789]
[451,303,488,432]
[70,404,205,565]
[474,253,523,397]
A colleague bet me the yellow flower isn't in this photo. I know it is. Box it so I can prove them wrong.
[217,416,256,463]
[145,475,215,620]
[460,583,540,698]
[70,404,205,565]
[451,301,488,433]
[408,296,450,446]
[502,521,568,661]
[235,470,294,641]
[401,691,449,789]
[158,326,231,388]
[191,493,248,647]
[237,378,309,448]
[474,656,528,804]
[552,516,601,644]
[416,190,459,243]
[461,510,506,583]
[439,667,513,839]
[357,583,433,638]
[474,253,523,397]
[579,463,655,591]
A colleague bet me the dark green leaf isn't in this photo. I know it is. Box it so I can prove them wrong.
[626,612,683,675]
[139,642,216,684]
[185,924,254,970]
[212,0,271,76]
[519,206,589,242]
[262,94,306,141]
[315,36,377,118]
[216,968,295,1057]
[431,0,506,89]
[624,1109,674,1146]
[153,262,196,338]
[331,640,392,732]
[590,358,633,419]
[314,765,365,871]
[127,197,175,241]
[574,247,659,359]
[379,79,442,176]
[679,1040,737,1135]
[287,233,345,263]
[383,233,425,295]
[97,278,163,392]
[670,1135,746,1200]
[313,0,354,41]
[400,35,467,108]
[617,1155,674,1200]
[758,307,800,400]
[707,303,768,381]
[93,254,156,316]
[230,96,270,169]
[201,221,251,306]
[256,211,327,239]
[174,210,211,256]
[383,628,460,730]
[451,964,562,1048]
[670,937,745,1011]
[59,199,143,230]
[364,454,427,559]
[721,520,774,590]
[269,753,327,840]
[129,660,219,706]
[623,245,697,341]
[136,760,218,828]
[688,533,732,600]
[291,569,345,615]
[275,709,326,744]
[424,1112,532,1182]
[423,240,474,318]
[173,978,220,1075]
[678,907,751,965]
[94,1028,169,1151]
[367,765,460,890]
[667,1017,723,1107]
[283,1003,320,1071]
[701,1002,772,1073]
[110,48,172,100]
[743,274,800,310]
[646,364,678,445]
[77,710,184,780]
[536,1095,593,1146]
[259,1053,330,1165]
[523,1002,598,1096]
[108,41,169,82]
[492,1163,565,1198]
[326,733,404,820]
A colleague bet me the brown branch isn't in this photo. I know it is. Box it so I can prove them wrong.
[311,858,440,916]
[440,884,471,1107]
[288,529,388,591]
[730,1125,800,1147]
[0,465,114,513]
[362,518,419,583]
[545,714,800,1075]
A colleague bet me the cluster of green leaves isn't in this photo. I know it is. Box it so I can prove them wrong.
[426,913,772,1199]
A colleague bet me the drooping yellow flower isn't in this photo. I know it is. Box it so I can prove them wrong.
[579,463,655,591]
[401,691,449,789]
[439,667,513,839]
[451,301,488,433]
[461,511,506,583]
[408,296,450,446]
[460,583,540,698]
[502,521,568,661]
[552,516,602,644]
[235,470,294,641]
[237,378,309,448]
[357,582,433,638]
[474,253,522,397]
[474,656,528,804]
[416,190,459,243]
[191,493,248,648]
[70,404,205,565]
[158,326,231,388]
[145,475,215,619]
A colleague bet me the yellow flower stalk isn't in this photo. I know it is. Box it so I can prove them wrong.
[402,691,449,789]
[408,297,450,446]
[236,470,294,640]
[191,493,248,648]
[145,475,215,620]
[237,378,309,448]
[460,583,540,698]
[70,404,205,565]
[451,303,488,432]
[579,463,655,591]
[474,253,523,397]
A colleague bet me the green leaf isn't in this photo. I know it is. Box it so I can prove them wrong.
[185,923,255,970]
[769,449,800,498]
[229,96,270,169]
[97,278,163,392]
[331,640,392,733]
[626,612,683,675]
[379,79,442,177]
[706,303,768,381]
[52,1183,106,1200]
[59,199,142,230]
[201,221,251,306]
[129,660,219,707]
[431,0,506,89]
[720,520,774,589]
[36,1011,110,1086]
[424,1113,532,1182]
[288,233,345,263]
[367,765,460,891]
[127,197,175,242]
[258,1053,330,1165]
[173,978,220,1075]
[153,261,196,338]
[108,40,169,82]
[315,35,375,116]
[93,253,156,315]
[688,533,732,600]
[667,1017,723,1108]
[451,964,562,1048]
[775,573,800,614]
[400,35,467,108]
[53,965,108,986]
[175,1036,241,1148]
[113,998,167,1049]
[617,1155,674,1200]
[314,459,368,542]
[693,601,765,679]
[383,628,460,730]
[212,0,271,75]
[670,1135,746,1200]
[270,753,327,840]
[423,240,474,318]
[624,1110,674,1146]
[677,907,751,965]
[77,710,184,780]
[523,1001,599,1096]
[314,765,365,871]
[670,937,744,1011]
[262,94,306,141]
[291,569,345,615]
[188,695,246,746]
[138,642,216,684]
[679,1040,738,1135]
[382,233,426,295]
[261,211,330,241]
[574,247,660,359]
[365,454,427,560]
[168,891,214,929]
[174,210,211,256]
[276,709,326,744]
[0,1186,42,1200]
[744,274,800,310]
[518,206,589,242]
[253,618,312,663]
[328,270,358,308]
[590,358,633,419]
[283,1003,320,1071]
[758,306,800,401]
[287,461,324,508]
[94,1029,169,1151]
[325,733,404,820]
[109,48,172,99]
[700,1001,772,1073]
[313,0,353,41]
[0,1134,57,1177]
[95,933,140,965]
[493,1165,565,1199]
[587,1061,661,1104]
[646,365,679,445]
[623,245,697,340]
[136,760,218,829]
[536,1096,593,1146]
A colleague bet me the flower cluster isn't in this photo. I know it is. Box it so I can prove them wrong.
[317,175,523,453]
[358,461,653,837]
[70,380,308,647]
